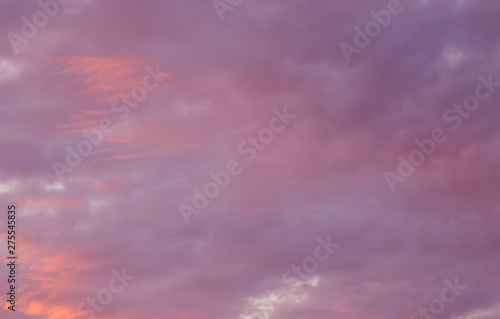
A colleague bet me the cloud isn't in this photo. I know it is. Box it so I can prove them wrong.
[1,0,500,318]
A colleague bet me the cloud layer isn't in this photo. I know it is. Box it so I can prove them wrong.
[1,0,500,318]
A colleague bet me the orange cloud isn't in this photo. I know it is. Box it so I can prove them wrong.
[55,56,146,102]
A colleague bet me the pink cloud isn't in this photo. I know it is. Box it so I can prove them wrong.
[1,0,500,319]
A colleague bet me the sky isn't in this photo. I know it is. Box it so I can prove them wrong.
[1,0,500,318]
